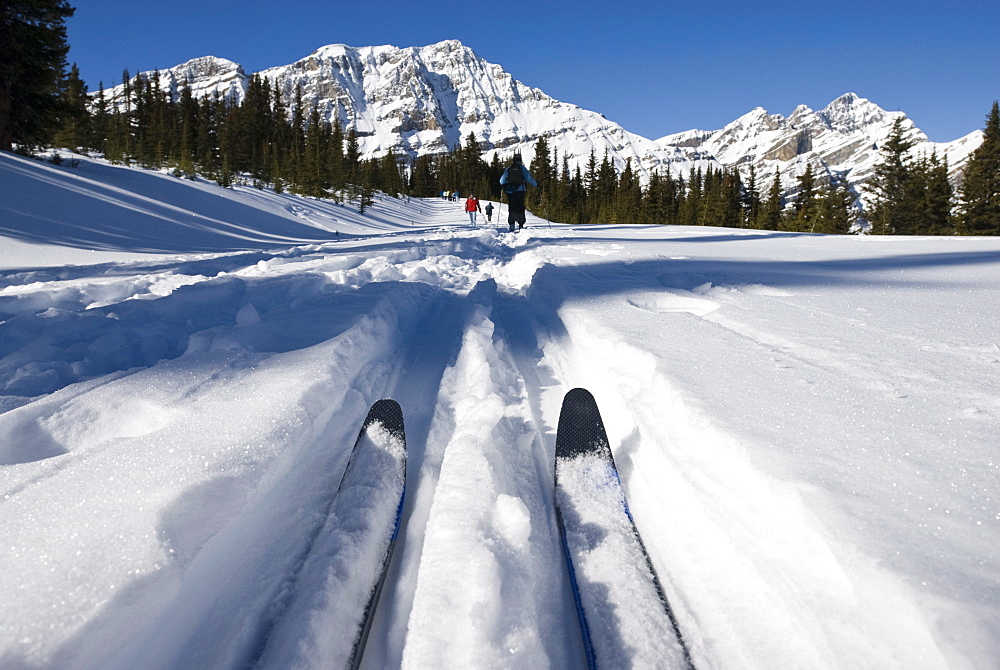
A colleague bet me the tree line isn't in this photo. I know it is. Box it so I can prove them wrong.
[4,1,997,233]
[39,66,1000,235]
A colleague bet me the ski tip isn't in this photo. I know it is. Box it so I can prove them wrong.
[563,387,596,406]
[556,388,611,460]
[369,397,401,416]
[363,398,405,441]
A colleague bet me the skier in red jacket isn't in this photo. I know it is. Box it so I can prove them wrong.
[465,194,482,225]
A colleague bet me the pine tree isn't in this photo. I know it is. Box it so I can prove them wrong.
[720,169,744,227]
[195,92,221,177]
[744,164,760,226]
[89,83,109,153]
[176,79,197,176]
[379,148,405,196]
[410,154,436,196]
[755,171,783,230]
[527,136,555,219]
[921,152,954,235]
[1,0,75,151]
[696,166,722,226]
[787,163,818,232]
[613,158,642,223]
[814,175,857,234]
[51,63,88,150]
[866,117,919,234]
[641,171,671,224]
[302,105,325,196]
[684,168,704,226]
[288,84,305,188]
[584,150,598,196]
[958,101,1000,234]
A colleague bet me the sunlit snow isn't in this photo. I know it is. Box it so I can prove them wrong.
[1,152,998,669]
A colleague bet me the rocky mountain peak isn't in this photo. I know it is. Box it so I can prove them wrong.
[92,40,982,201]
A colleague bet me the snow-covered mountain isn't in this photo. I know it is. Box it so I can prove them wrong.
[664,92,984,198]
[98,40,983,196]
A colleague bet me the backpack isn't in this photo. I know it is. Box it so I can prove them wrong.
[504,164,524,192]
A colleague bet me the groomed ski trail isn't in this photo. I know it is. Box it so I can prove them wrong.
[3,202,983,668]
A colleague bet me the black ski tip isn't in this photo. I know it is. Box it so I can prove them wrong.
[362,398,405,444]
[556,388,611,460]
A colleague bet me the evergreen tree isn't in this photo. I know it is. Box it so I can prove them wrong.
[288,84,305,187]
[744,164,760,226]
[921,152,954,235]
[641,170,672,224]
[866,118,919,234]
[720,168,744,227]
[358,157,376,213]
[755,171,783,230]
[583,150,598,196]
[344,125,360,182]
[613,158,642,223]
[175,79,198,176]
[588,151,616,221]
[51,62,88,150]
[0,0,75,151]
[88,83,109,153]
[527,136,555,219]
[958,101,1000,234]
[269,84,290,186]
[238,74,273,183]
[787,163,818,231]
[195,91,221,177]
[457,132,487,196]
[410,154,436,197]
[302,105,326,196]
[678,167,701,226]
[813,175,856,234]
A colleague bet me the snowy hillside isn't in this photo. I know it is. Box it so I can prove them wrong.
[95,40,983,195]
[1,152,999,669]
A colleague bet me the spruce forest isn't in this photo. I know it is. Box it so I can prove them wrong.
[31,65,1000,234]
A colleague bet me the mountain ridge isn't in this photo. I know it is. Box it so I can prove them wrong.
[95,40,983,199]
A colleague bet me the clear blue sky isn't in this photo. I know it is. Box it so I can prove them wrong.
[66,0,999,142]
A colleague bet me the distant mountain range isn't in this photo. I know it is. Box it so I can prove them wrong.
[98,39,984,199]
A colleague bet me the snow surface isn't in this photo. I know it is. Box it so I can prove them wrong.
[2,151,999,669]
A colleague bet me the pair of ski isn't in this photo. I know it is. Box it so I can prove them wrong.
[337,389,692,669]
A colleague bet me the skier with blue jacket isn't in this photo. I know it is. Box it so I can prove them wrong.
[499,153,537,231]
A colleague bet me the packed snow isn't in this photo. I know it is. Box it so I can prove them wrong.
[1,151,999,669]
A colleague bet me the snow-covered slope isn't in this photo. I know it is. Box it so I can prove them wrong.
[3,151,1000,669]
[97,40,983,197]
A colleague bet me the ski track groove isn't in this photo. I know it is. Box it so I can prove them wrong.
[5,220,970,669]
[0,225,741,669]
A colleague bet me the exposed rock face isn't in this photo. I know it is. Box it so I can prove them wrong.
[97,43,982,202]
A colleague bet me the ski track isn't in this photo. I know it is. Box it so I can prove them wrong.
[2,208,997,669]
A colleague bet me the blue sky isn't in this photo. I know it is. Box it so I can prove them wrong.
[66,0,998,142]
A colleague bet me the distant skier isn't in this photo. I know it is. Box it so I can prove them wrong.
[465,194,482,225]
[484,202,494,222]
[499,153,537,232]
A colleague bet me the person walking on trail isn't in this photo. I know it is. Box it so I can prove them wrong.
[484,202,494,222]
[465,194,482,225]
[499,153,537,232]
